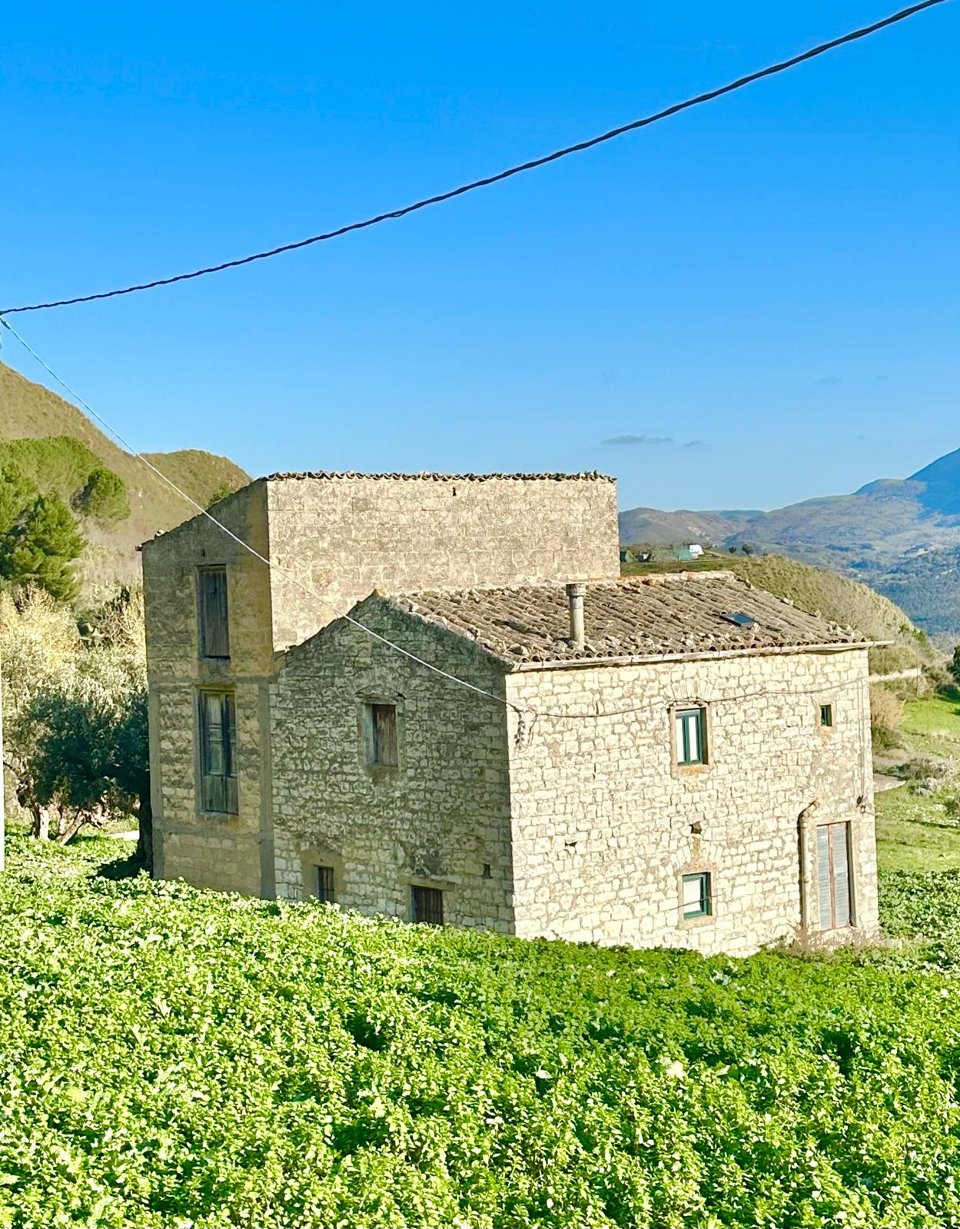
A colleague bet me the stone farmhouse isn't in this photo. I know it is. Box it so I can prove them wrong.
[142,471,879,956]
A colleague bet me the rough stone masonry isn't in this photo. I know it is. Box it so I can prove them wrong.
[142,472,879,955]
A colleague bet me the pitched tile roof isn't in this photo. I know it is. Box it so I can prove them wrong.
[389,572,870,665]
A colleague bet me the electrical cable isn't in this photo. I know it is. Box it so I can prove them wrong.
[0,0,948,318]
[0,316,885,730]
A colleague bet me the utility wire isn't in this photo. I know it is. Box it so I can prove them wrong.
[0,0,949,318]
[0,321,884,727]
[0,316,524,715]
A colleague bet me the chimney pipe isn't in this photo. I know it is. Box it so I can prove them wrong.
[566,582,586,649]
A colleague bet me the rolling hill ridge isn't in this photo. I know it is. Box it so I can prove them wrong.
[619,446,960,643]
[0,360,249,592]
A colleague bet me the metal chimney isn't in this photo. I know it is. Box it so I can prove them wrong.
[566,582,586,649]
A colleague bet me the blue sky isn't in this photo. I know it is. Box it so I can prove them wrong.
[2,1,957,512]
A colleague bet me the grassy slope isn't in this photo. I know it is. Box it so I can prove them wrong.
[0,362,249,592]
[4,834,960,1229]
[623,551,942,676]
[875,692,960,873]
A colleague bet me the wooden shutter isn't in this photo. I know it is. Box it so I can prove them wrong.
[315,866,336,903]
[817,826,833,929]
[412,886,444,925]
[199,568,230,659]
[817,822,852,929]
[372,704,398,767]
[831,824,851,928]
[199,690,238,814]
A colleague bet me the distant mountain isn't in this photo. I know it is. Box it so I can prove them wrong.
[618,445,960,643]
[617,507,759,547]
[0,361,249,594]
[621,552,944,679]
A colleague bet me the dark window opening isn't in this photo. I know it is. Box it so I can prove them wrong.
[365,703,398,768]
[819,704,834,728]
[412,885,444,925]
[817,822,852,929]
[682,872,712,919]
[199,689,238,814]
[198,567,230,659]
[314,865,336,904]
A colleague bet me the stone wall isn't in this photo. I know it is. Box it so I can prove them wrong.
[143,471,618,896]
[142,484,276,894]
[264,474,620,650]
[504,646,876,956]
[270,595,516,929]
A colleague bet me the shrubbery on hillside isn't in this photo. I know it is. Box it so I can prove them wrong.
[2,838,960,1229]
[74,465,130,526]
[0,465,85,602]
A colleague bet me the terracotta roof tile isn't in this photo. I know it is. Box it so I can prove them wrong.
[265,471,613,483]
[388,572,869,665]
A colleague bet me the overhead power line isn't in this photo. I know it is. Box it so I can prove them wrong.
[0,0,949,318]
[0,317,879,728]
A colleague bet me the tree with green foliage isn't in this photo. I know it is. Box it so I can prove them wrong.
[0,463,85,602]
[14,647,149,852]
[951,645,960,687]
[74,465,130,526]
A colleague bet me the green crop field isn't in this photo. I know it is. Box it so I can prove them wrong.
[875,691,960,873]
[2,836,960,1229]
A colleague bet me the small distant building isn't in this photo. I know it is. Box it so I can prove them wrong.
[688,543,704,558]
[143,472,879,957]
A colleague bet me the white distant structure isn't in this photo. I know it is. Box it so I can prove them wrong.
[688,543,704,558]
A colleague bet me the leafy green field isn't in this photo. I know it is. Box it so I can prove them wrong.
[876,692,960,873]
[3,837,960,1229]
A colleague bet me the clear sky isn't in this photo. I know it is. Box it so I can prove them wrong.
[2,1,957,512]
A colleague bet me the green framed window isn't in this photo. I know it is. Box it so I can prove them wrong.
[819,703,834,728]
[682,872,712,920]
[675,707,707,765]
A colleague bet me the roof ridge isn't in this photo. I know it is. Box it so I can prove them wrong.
[263,470,615,483]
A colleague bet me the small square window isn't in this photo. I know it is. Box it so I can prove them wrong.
[412,885,444,925]
[819,704,834,729]
[364,703,398,768]
[314,865,336,904]
[682,872,712,920]
[675,707,707,766]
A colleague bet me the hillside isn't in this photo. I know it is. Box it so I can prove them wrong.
[0,361,249,593]
[622,552,943,678]
[618,445,960,642]
[3,833,960,1228]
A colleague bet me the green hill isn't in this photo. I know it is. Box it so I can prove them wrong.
[618,445,960,642]
[3,834,960,1228]
[0,361,249,594]
[622,552,944,679]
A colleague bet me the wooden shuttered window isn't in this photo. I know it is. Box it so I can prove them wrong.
[364,703,399,768]
[199,690,238,814]
[314,866,336,903]
[412,885,444,925]
[198,567,230,659]
[817,822,852,930]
